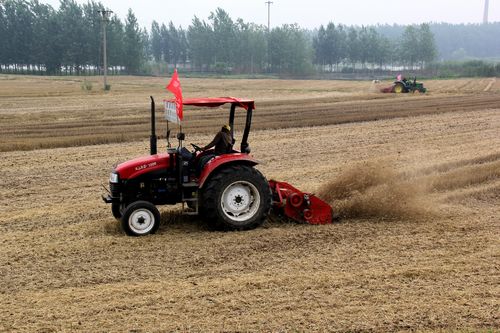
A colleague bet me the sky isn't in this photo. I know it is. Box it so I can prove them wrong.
[40,0,499,29]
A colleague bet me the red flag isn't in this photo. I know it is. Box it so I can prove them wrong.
[166,69,183,121]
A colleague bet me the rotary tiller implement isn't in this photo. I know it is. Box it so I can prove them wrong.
[269,180,333,224]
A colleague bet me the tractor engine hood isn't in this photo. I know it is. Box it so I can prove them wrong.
[114,153,170,180]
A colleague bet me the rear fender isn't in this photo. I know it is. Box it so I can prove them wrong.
[198,154,259,188]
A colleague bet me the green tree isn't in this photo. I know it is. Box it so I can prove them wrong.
[324,23,337,71]
[335,24,348,69]
[141,27,150,61]
[358,26,372,68]
[401,25,419,68]
[347,27,360,69]
[375,36,393,69]
[209,8,235,68]
[234,20,266,73]
[107,14,124,69]
[188,16,214,70]
[177,27,189,67]
[366,28,381,67]
[3,0,35,71]
[269,24,312,75]
[313,25,327,70]
[168,21,180,67]
[57,0,87,73]
[123,9,143,73]
[150,21,162,62]
[30,1,61,74]
[82,1,105,72]
[159,23,169,63]
[313,23,348,71]
[418,23,437,67]
[0,2,6,68]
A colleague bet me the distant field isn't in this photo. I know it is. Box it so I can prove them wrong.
[0,75,499,332]
[0,75,499,151]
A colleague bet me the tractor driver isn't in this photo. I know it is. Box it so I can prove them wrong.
[202,124,233,155]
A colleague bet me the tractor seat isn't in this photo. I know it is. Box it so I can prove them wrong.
[197,154,216,175]
[179,147,195,161]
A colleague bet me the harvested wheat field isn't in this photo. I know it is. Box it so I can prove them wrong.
[0,75,499,332]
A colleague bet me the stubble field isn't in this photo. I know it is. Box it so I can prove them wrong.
[0,75,499,332]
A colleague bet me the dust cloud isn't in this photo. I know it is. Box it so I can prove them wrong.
[317,160,434,220]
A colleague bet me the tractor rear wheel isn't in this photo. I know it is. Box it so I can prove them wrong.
[393,83,405,93]
[201,165,271,231]
[121,201,161,236]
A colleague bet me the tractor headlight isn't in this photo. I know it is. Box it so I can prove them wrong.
[109,172,119,183]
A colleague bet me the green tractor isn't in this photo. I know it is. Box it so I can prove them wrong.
[392,77,427,93]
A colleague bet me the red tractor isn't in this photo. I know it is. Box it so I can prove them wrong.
[103,97,333,236]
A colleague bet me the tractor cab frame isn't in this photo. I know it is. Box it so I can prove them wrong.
[162,97,259,189]
[180,97,255,154]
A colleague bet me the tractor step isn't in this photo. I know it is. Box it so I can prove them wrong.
[181,198,199,215]
[182,209,198,216]
[181,183,199,215]
[269,180,333,225]
[181,182,199,188]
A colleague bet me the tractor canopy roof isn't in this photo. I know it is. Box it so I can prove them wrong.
[181,97,255,110]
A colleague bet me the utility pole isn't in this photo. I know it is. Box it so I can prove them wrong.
[265,1,273,32]
[98,10,113,90]
[265,1,273,73]
[483,0,489,24]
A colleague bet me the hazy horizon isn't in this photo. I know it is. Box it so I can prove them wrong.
[39,0,499,30]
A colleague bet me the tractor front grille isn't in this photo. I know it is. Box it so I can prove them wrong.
[110,182,121,198]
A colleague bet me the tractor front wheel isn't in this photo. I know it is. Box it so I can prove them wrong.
[121,201,161,236]
[202,165,271,231]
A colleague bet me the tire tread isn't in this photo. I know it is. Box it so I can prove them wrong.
[121,200,161,236]
[201,165,271,231]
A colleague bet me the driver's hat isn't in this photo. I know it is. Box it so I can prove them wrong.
[222,124,231,131]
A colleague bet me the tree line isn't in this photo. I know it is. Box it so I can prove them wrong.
[375,22,500,61]
[313,23,436,72]
[0,0,145,74]
[0,0,498,76]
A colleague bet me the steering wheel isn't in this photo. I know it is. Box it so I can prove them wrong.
[191,143,203,152]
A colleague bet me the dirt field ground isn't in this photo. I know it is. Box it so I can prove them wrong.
[1,75,499,152]
[0,75,499,332]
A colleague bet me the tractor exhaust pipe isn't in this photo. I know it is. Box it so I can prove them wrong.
[150,96,157,155]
